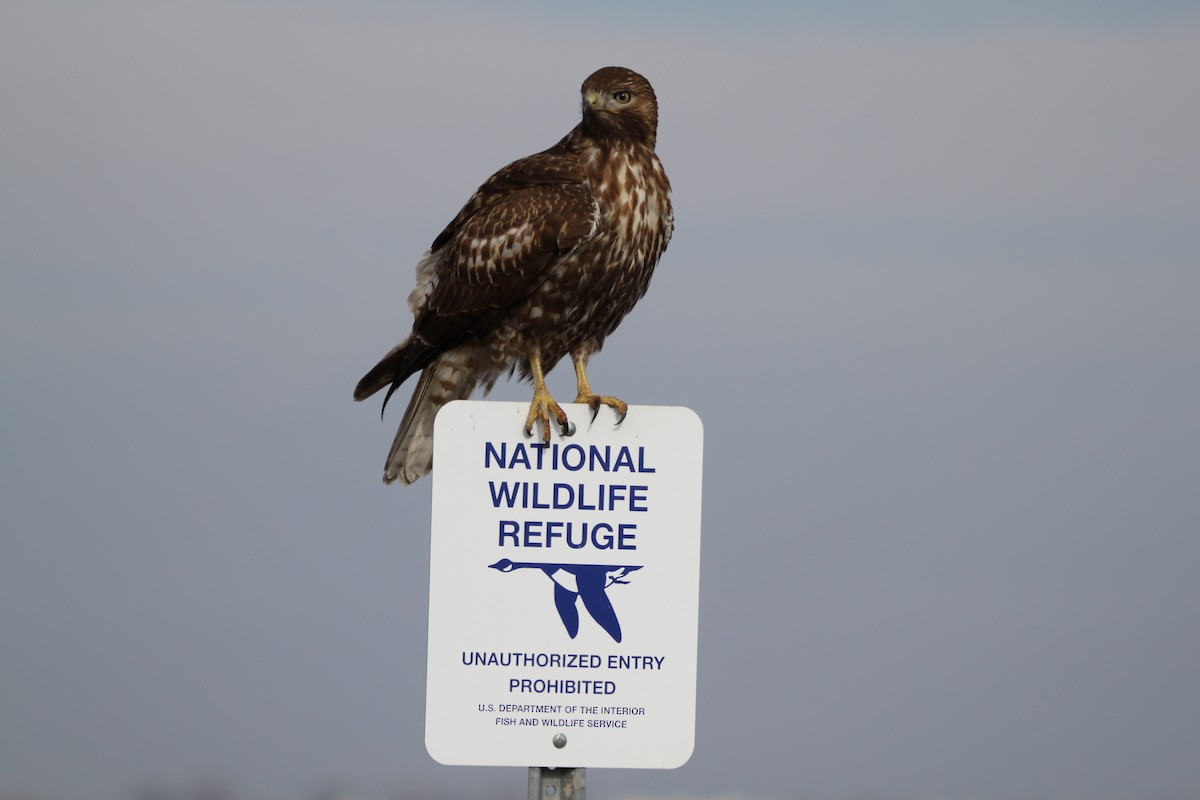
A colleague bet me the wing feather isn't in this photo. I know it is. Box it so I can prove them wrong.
[354,143,597,401]
[412,173,597,350]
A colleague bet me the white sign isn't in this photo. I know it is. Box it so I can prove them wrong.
[425,401,703,769]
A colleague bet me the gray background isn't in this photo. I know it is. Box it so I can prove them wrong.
[3,2,1197,799]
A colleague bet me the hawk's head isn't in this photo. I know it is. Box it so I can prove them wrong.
[580,66,659,146]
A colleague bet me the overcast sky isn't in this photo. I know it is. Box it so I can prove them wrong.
[2,2,1198,800]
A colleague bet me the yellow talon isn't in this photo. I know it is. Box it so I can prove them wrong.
[572,351,628,424]
[576,392,628,423]
[524,386,572,441]
[524,347,574,441]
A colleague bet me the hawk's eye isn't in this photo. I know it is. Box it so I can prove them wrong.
[613,90,632,104]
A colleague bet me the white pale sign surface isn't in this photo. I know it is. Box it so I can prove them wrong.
[425,401,703,769]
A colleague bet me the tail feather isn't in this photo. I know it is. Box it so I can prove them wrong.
[353,336,439,407]
[354,349,400,402]
[382,351,478,484]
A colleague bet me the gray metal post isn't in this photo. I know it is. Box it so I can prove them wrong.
[528,767,585,800]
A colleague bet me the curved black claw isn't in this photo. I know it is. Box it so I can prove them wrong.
[580,394,628,424]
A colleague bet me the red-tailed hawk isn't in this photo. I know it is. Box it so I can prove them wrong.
[355,66,673,484]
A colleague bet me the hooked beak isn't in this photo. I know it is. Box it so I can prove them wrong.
[585,89,609,112]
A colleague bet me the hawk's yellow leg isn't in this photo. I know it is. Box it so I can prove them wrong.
[572,352,628,423]
[524,348,575,442]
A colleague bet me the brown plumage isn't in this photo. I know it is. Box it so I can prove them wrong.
[354,66,673,484]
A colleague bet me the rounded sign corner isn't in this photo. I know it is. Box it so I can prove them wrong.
[663,736,697,769]
[673,405,703,436]
[424,736,457,767]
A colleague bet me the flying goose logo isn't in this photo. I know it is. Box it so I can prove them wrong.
[488,559,642,643]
